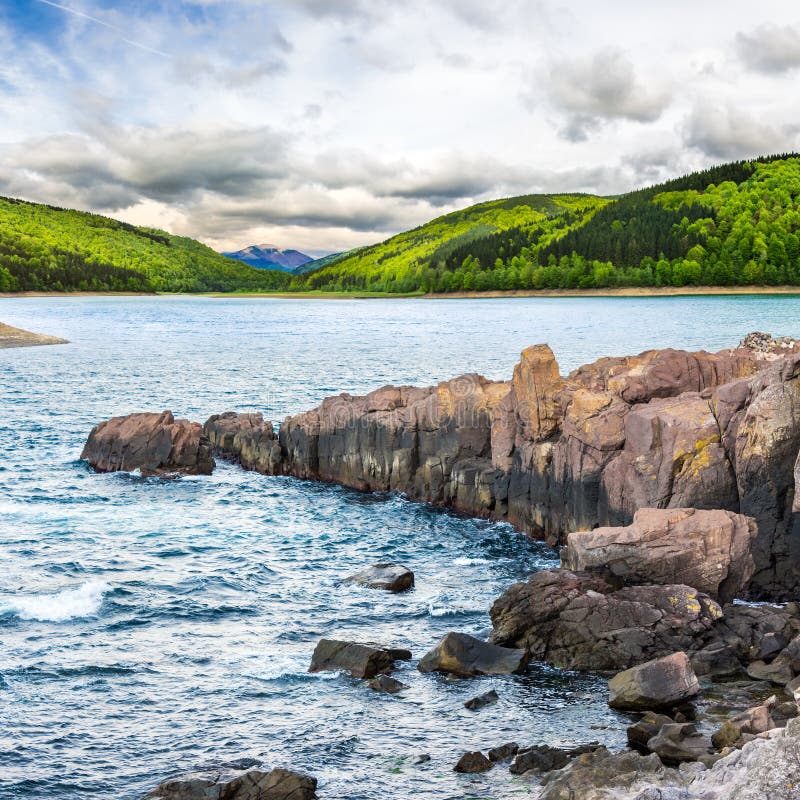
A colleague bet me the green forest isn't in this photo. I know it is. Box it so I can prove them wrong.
[2,154,800,294]
[0,197,291,293]
[291,153,800,293]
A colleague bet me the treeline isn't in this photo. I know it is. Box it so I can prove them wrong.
[0,196,292,293]
[293,154,800,293]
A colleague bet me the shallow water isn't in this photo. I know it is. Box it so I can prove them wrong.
[1,294,799,800]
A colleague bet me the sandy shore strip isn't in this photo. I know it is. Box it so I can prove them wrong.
[2,286,800,300]
[0,322,68,348]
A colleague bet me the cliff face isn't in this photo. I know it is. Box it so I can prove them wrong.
[203,334,800,598]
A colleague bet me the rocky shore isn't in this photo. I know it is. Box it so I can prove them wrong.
[83,332,800,798]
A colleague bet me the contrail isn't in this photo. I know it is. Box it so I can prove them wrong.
[37,0,170,58]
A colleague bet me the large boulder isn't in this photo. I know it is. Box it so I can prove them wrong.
[453,751,492,773]
[344,563,414,592]
[82,411,214,476]
[489,569,723,671]
[417,632,528,676]
[563,507,758,603]
[608,652,700,711]
[309,639,407,679]
[145,764,316,800]
[645,722,715,765]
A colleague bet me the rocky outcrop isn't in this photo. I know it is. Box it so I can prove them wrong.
[489,568,800,672]
[607,652,700,711]
[563,508,757,602]
[203,334,800,598]
[488,569,723,671]
[82,411,214,476]
[308,639,409,679]
[417,632,528,676]
[145,764,317,800]
[344,563,414,592]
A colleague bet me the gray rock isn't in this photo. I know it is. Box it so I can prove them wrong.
[627,712,674,751]
[608,653,700,711]
[144,766,317,799]
[646,722,715,765]
[309,639,400,679]
[411,753,430,765]
[510,743,600,775]
[453,751,492,773]
[418,632,528,677]
[367,675,408,693]
[746,654,794,685]
[464,689,499,710]
[487,742,518,762]
[345,563,414,592]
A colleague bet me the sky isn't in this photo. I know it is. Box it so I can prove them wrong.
[0,1,799,256]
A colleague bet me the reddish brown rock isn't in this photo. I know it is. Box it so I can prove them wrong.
[204,332,800,598]
[203,412,281,473]
[82,411,214,476]
[563,508,758,603]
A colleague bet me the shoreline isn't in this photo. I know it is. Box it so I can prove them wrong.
[2,286,800,300]
[0,322,68,348]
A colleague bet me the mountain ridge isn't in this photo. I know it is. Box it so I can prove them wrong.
[222,244,313,272]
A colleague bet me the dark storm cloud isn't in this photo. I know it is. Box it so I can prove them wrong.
[545,50,670,141]
[735,24,800,74]
[683,105,796,160]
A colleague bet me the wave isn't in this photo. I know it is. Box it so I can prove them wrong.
[0,581,109,622]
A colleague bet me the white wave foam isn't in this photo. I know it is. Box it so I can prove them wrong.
[452,556,490,566]
[1,581,109,622]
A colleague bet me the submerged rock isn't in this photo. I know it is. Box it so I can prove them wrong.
[367,674,408,694]
[464,689,499,710]
[453,751,493,773]
[608,652,700,711]
[344,563,414,592]
[563,507,757,603]
[309,639,405,679]
[144,765,317,800]
[82,411,214,476]
[418,632,528,677]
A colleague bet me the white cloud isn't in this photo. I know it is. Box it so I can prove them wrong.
[0,1,798,252]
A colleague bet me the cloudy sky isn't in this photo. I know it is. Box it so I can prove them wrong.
[0,1,799,255]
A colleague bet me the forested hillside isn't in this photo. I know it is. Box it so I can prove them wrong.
[293,154,800,293]
[0,197,291,292]
[292,194,610,293]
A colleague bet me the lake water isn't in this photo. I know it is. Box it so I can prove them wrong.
[2,294,800,800]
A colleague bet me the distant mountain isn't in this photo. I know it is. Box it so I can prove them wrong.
[222,244,313,272]
[291,248,366,275]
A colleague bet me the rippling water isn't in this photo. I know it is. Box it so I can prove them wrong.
[2,295,800,800]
